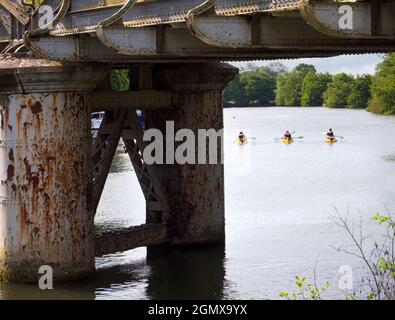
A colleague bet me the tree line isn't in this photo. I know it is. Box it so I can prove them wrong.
[224,53,395,115]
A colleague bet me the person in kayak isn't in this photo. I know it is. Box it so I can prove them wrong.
[239,131,246,143]
[326,128,336,141]
[283,131,293,141]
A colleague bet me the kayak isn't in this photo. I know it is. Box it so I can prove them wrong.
[281,138,294,144]
[325,138,337,143]
[237,139,248,145]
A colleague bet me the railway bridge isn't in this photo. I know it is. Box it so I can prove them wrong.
[0,0,394,281]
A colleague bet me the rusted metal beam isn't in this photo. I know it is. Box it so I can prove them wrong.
[122,110,170,224]
[0,6,11,34]
[92,111,125,214]
[193,13,395,48]
[371,0,382,37]
[215,0,300,16]
[95,223,169,256]
[88,90,173,112]
[22,28,395,63]
[0,0,30,25]
[300,0,395,39]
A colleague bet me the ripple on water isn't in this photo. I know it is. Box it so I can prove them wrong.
[382,154,395,162]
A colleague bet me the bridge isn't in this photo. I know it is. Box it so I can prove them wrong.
[0,0,394,282]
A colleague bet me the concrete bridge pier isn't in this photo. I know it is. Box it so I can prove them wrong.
[145,63,237,246]
[0,57,106,282]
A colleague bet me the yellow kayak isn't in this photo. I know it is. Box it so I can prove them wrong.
[325,138,337,143]
[237,139,248,145]
[281,138,294,144]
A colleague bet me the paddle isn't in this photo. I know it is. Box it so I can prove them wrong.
[274,131,303,141]
[274,137,303,142]
[322,132,344,140]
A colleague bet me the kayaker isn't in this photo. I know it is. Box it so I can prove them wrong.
[326,128,335,141]
[283,131,292,141]
[239,131,246,142]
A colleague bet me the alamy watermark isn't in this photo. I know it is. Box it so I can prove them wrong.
[338,5,354,30]
[38,265,53,290]
[37,5,54,30]
[140,121,253,175]
[337,265,354,291]
[143,121,224,165]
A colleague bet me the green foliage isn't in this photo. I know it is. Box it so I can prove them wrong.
[244,67,278,106]
[372,213,395,227]
[370,213,395,298]
[274,73,287,106]
[224,74,248,107]
[335,211,395,300]
[224,63,285,107]
[275,64,316,107]
[23,0,45,5]
[280,276,330,300]
[347,75,372,109]
[275,71,303,106]
[301,72,332,107]
[224,56,395,113]
[294,64,316,78]
[368,53,395,115]
[323,73,354,108]
[111,69,130,91]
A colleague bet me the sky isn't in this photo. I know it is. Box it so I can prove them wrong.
[231,53,385,76]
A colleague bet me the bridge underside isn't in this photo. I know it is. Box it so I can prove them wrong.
[0,0,394,282]
[0,0,395,62]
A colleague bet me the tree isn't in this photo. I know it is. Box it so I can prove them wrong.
[323,73,354,108]
[294,64,316,78]
[275,64,316,107]
[368,53,395,115]
[275,70,304,106]
[347,75,372,109]
[225,63,285,107]
[301,72,332,107]
[244,67,278,106]
[224,74,248,107]
[275,73,288,106]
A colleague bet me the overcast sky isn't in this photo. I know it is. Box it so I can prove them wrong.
[231,53,385,75]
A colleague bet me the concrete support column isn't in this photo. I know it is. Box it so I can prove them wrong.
[0,56,106,281]
[146,63,237,246]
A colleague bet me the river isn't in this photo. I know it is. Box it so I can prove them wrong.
[1,107,395,300]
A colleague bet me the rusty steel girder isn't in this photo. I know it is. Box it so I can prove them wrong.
[1,0,394,61]
[95,223,169,256]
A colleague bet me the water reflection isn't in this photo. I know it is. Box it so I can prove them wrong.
[0,255,149,300]
[110,144,133,174]
[0,246,227,300]
[382,154,395,162]
[146,246,227,300]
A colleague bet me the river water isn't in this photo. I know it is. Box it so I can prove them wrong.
[1,107,395,300]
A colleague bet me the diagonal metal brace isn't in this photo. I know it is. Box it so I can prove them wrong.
[122,110,169,223]
[92,110,126,214]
